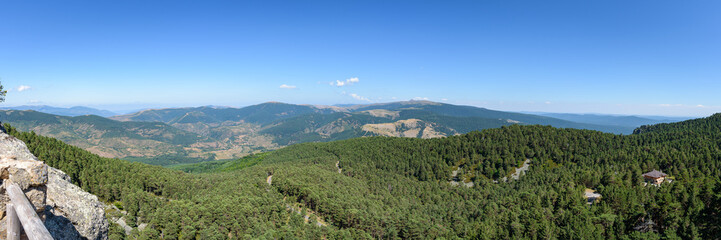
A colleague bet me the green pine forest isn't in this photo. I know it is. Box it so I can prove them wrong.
[5,113,721,239]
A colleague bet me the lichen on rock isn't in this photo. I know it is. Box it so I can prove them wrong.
[0,129,108,239]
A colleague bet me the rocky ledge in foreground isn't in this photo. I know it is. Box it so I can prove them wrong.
[0,129,108,240]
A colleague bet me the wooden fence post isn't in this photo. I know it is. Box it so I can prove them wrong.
[7,203,21,240]
[6,182,52,240]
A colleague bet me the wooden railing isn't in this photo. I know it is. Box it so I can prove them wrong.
[6,182,52,240]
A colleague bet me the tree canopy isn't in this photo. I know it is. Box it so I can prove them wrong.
[5,113,721,239]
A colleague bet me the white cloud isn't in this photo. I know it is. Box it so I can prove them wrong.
[412,97,429,101]
[330,77,359,87]
[279,84,296,89]
[673,104,718,108]
[441,98,448,101]
[350,93,370,101]
[17,85,31,92]
[545,101,552,104]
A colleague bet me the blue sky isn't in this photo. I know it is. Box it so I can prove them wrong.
[1,0,719,116]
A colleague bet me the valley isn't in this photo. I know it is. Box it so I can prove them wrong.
[0,101,658,166]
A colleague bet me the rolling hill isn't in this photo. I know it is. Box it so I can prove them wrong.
[0,101,679,165]
[110,102,338,124]
[0,110,219,164]
[113,101,637,147]
[345,100,636,133]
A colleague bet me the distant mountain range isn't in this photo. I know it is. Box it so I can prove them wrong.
[1,105,117,117]
[528,112,691,129]
[0,101,689,165]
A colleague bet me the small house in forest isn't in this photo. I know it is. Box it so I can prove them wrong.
[584,189,601,205]
[642,170,667,185]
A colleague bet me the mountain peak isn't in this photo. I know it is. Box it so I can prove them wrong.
[405,99,441,104]
[262,101,291,105]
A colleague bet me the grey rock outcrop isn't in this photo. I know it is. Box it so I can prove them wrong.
[45,167,109,240]
[0,132,49,239]
[0,130,108,239]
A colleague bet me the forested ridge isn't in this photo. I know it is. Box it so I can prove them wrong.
[5,113,721,239]
[0,101,643,166]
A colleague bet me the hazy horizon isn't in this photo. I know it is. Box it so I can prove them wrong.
[0,100,705,118]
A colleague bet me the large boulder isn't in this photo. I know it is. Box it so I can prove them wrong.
[0,132,48,220]
[45,167,109,240]
[0,130,108,239]
[0,132,48,231]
